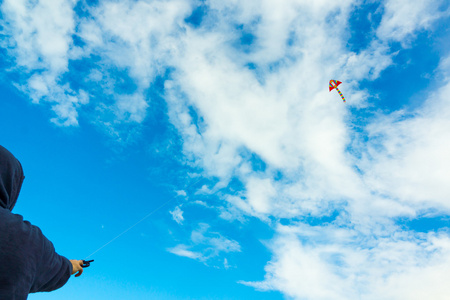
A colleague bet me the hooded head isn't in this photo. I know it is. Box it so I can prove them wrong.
[0,145,25,211]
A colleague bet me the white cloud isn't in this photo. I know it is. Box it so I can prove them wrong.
[242,224,450,300]
[72,0,193,131]
[376,0,448,44]
[1,0,76,72]
[1,0,191,127]
[77,0,191,85]
[246,177,276,214]
[345,40,393,81]
[115,93,149,123]
[359,79,450,211]
[176,190,187,197]
[237,69,450,298]
[190,223,241,253]
[167,244,202,260]
[1,0,87,126]
[170,205,184,225]
[168,223,241,264]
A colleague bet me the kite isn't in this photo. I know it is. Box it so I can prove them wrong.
[329,80,346,102]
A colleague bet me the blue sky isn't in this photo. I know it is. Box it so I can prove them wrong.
[1,0,450,299]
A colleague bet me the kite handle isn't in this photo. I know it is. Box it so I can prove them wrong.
[82,260,94,268]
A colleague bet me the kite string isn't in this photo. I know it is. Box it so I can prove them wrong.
[84,178,204,260]
[84,198,174,259]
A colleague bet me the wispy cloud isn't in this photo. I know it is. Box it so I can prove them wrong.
[168,223,241,266]
[1,0,86,126]
[376,0,448,45]
[241,223,450,300]
[170,205,184,225]
[359,78,450,211]
[167,244,202,260]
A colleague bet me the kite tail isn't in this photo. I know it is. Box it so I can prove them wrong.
[335,87,346,102]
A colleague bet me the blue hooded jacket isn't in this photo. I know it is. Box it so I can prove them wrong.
[0,145,72,299]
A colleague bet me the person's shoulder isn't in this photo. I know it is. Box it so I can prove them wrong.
[0,208,25,225]
[0,208,43,236]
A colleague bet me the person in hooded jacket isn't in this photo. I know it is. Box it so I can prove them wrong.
[0,145,84,299]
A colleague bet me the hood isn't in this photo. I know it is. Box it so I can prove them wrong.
[0,145,25,211]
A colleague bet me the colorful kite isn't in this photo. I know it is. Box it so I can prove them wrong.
[329,80,346,102]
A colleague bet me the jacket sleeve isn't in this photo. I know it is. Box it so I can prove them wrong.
[28,222,73,293]
[0,210,73,299]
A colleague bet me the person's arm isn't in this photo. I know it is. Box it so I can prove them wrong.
[27,223,73,293]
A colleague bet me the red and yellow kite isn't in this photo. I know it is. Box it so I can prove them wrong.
[329,80,346,102]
